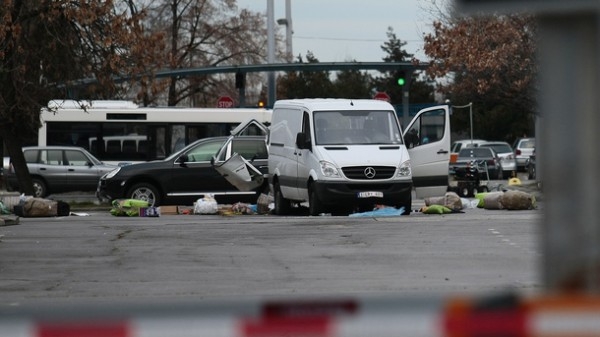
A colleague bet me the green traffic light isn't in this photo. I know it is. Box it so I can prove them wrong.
[397,78,405,86]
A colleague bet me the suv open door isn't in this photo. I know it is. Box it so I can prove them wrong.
[212,119,269,192]
[403,105,451,199]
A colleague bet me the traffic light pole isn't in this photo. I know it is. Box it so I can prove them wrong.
[402,72,412,128]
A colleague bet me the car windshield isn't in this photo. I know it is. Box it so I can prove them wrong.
[313,110,402,145]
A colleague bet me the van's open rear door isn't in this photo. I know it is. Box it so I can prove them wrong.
[403,105,451,199]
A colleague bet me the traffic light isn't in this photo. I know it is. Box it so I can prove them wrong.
[397,71,406,86]
[235,71,245,89]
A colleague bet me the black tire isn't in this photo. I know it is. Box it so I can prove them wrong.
[398,193,412,215]
[31,178,47,198]
[458,183,470,198]
[308,184,323,216]
[528,166,536,180]
[273,181,291,215]
[127,183,161,207]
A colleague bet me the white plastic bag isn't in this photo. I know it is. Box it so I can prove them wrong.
[194,194,218,214]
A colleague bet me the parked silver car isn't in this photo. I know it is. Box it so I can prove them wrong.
[5,146,118,198]
[513,137,535,171]
[479,141,517,179]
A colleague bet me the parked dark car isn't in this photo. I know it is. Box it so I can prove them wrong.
[96,136,268,207]
[450,147,503,180]
[5,146,118,198]
[479,141,517,179]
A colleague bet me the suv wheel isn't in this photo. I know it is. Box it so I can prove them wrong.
[127,183,160,207]
[32,178,47,198]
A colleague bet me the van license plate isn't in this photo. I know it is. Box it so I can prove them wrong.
[357,191,383,198]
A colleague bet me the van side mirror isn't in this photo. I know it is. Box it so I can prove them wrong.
[296,132,308,149]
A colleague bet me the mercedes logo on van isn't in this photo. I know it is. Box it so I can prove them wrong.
[364,167,376,179]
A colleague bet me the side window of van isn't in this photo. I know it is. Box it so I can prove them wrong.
[301,111,311,147]
[405,108,446,148]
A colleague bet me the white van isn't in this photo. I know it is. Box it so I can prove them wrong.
[268,99,451,215]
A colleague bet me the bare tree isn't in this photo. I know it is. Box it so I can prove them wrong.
[141,0,271,107]
[0,0,164,195]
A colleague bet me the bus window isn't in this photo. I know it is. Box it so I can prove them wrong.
[172,124,186,153]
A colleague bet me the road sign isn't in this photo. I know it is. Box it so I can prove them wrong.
[373,92,390,102]
[217,96,235,108]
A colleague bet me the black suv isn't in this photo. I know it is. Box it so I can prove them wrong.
[96,136,268,206]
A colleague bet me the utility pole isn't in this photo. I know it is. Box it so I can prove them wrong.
[266,0,276,108]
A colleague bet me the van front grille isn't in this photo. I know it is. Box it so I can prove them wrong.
[342,166,396,180]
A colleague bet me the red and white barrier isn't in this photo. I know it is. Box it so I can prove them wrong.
[2,294,600,337]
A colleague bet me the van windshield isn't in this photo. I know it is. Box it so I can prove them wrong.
[313,110,402,145]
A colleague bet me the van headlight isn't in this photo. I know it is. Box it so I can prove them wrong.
[320,161,340,178]
[103,167,121,179]
[397,160,411,177]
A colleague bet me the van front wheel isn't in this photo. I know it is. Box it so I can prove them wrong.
[273,182,291,215]
[308,185,323,216]
[398,193,412,215]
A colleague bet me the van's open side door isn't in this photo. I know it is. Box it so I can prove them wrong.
[403,105,451,199]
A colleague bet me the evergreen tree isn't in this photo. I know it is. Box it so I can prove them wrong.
[332,65,372,99]
[277,52,333,99]
[373,27,434,105]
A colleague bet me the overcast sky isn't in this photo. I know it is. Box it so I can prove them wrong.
[236,0,439,63]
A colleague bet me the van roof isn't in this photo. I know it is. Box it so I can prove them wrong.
[274,98,394,111]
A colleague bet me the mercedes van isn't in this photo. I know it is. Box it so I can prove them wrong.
[268,99,451,215]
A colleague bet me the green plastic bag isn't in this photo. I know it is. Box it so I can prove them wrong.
[474,192,488,208]
[423,204,452,214]
[110,199,149,216]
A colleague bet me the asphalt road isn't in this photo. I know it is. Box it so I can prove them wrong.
[0,204,541,308]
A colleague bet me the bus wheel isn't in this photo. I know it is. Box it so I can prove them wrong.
[32,178,47,198]
[128,183,160,207]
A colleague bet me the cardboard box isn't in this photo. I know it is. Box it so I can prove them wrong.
[177,206,193,215]
[159,205,178,215]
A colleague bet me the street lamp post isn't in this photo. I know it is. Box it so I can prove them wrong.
[266,0,275,107]
[276,0,293,62]
[452,102,474,143]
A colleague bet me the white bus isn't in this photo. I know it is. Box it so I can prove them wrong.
[38,100,272,164]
